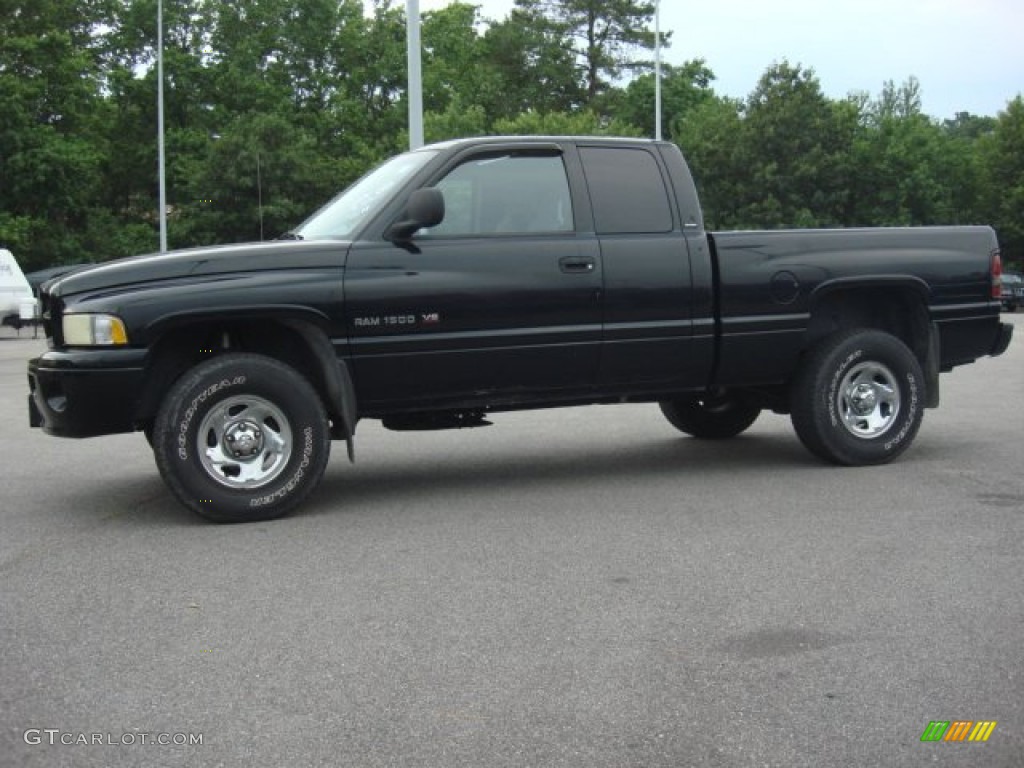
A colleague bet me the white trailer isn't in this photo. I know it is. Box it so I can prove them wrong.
[0,249,36,330]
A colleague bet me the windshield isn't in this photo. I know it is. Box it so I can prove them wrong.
[295,150,438,240]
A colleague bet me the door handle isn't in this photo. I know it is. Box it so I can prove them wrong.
[559,256,596,274]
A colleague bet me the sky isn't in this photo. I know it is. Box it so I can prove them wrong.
[404,0,1024,119]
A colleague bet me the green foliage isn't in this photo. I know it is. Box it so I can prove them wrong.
[617,60,715,140]
[514,0,660,103]
[171,113,328,245]
[739,62,841,227]
[0,0,1020,269]
[841,78,962,227]
[676,62,856,230]
[0,0,111,268]
[421,3,498,116]
[673,96,747,229]
[491,110,641,137]
[422,98,489,144]
[979,97,1024,264]
[482,9,586,115]
[849,113,951,226]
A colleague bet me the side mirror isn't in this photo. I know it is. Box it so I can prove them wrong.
[385,188,445,242]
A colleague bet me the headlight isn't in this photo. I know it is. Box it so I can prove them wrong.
[62,314,129,346]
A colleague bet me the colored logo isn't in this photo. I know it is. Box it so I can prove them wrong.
[920,720,997,742]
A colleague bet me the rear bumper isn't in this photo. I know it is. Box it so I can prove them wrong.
[28,348,148,437]
[935,310,1013,369]
[992,322,1013,357]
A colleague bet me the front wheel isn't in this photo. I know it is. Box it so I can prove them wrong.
[790,329,924,465]
[152,353,331,523]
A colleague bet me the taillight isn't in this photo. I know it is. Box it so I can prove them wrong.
[991,250,1002,300]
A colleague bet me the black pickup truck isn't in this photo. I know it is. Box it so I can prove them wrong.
[28,136,1013,522]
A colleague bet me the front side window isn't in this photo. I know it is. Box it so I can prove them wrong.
[296,150,438,240]
[425,153,574,237]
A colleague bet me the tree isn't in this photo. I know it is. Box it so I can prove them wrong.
[846,79,977,228]
[671,95,746,229]
[737,61,853,228]
[491,109,641,137]
[421,3,499,117]
[939,112,995,228]
[980,96,1024,265]
[0,0,110,268]
[943,111,997,141]
[513,0,660,105]
[876,76,923,120]
[0,0,1016,268]
[422,97,489,144]
[483,8,585,116]
[174,113,328,245]
[617,59,715,140]
[102,0,218,255]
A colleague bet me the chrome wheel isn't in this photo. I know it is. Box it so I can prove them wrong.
[837,361,900,439]
[196,395,292,489]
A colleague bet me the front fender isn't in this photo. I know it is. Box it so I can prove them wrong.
[282,320,358,462]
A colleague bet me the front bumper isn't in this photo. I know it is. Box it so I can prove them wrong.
[28,348,148,437]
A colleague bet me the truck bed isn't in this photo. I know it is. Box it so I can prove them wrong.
[709,226,1005,387]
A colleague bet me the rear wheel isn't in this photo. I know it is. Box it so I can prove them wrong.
[790,329,924,465]
[152,353,331,523]
[659,392,761,439]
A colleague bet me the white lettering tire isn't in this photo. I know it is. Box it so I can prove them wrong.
[153,353,330,522]
[790,329,924,465]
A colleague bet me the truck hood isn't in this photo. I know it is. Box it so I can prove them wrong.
[47,240,351,298]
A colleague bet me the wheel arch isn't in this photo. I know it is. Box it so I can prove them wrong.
[804,277,939,407]
[135,314,357,455]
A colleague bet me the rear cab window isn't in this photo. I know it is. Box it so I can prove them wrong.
[578,146,673,234]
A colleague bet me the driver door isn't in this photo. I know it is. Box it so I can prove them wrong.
[344,147,603,410]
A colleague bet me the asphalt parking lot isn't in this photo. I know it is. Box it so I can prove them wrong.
[1,316,1022,768]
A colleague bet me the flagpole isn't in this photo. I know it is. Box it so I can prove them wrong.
[406,0,424,149]
[157,0,168,251]
[655,0,662,140]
